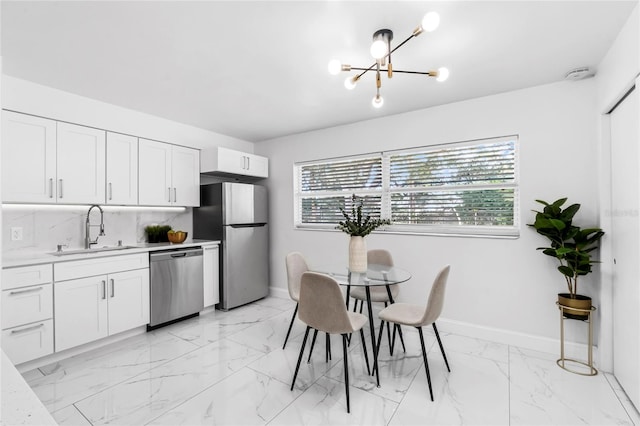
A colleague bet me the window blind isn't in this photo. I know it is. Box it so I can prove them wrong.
[294,136,518,236]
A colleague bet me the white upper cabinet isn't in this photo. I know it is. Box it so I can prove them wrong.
[171,145,200,207]
[2,111,57,202]
[139,139,200,207]
[106,132,138,205]
[201,146,269,178]
[56,122,106,204]
[1,111,106,204]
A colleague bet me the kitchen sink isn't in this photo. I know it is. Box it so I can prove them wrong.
[49,245,138,256]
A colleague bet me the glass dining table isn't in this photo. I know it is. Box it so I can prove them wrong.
[311,263,412,387]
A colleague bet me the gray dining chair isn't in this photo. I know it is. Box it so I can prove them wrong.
[282,252,308,349]
[375,265,451,401]
[349,249,405,354]
[290,271,371,413]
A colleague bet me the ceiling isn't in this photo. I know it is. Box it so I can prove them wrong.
[1,1,637,143]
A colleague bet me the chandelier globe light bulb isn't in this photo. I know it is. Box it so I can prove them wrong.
[421,12,440,32]
[372,94,384,108]
[436,67,450,82]
[344,76,357,90]
[328,59,342,75]
[370,40,387,60]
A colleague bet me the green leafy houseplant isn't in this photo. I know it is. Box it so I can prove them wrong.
[528,198,605,297]
[336,194,391,236]
[145,225,172,243]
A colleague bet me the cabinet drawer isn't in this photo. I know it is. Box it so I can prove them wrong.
[55,253,149,281]
[2,284,53,329]
[2,319,54,365]
[2,264,53,290]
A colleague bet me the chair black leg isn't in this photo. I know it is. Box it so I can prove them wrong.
[391,323,397,354]
[417,327,434,401]
[432,322,450,372]
[291,326,311,391]
[396,324,407,353]
[373,320,386,377]
[282,303,298,349]
[359,328,371,375]
[384,302,393,356]
[326,333,332,362]
[342,334,350,413]
[307,328,319,363]
[359,300,364,314]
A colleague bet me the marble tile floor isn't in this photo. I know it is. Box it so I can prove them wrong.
[20,296,640,425]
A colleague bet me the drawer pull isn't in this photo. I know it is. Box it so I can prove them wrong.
[10,323,45,334]
[102,280,107,300]
[110,279,115,298]
[9,286,43,296]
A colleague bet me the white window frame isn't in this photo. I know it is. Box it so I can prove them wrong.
[294,135,519,238]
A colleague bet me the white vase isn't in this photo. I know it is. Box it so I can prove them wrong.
[349,236,367,273]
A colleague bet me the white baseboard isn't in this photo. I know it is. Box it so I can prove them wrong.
[269,286,289,299]
[438,318,599,367]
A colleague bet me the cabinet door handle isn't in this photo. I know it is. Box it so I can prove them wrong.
[247,157,250,170]
[108,183,113,200]
[240,156,245,170]
[9,286,43,296]
[49,178,54,198]
[168,187,172,203]
[101,280,107,300]
[58,179,64,199]
[173,187,177,204]
[110,279,115,298]
[10,323,45,334]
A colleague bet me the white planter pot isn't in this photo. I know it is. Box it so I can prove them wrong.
[349,236,367,273]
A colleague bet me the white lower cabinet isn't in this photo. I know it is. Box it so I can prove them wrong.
[1,264,55,365]
[54,254,150,352]
[54,275,109,351]
[2,320,54,365]
[203,244,220,307]
[55,268,149,352]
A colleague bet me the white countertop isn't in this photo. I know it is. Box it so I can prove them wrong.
[2,239,220,268]
[1,351,57,426]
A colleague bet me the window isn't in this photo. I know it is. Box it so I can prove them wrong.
[294,136,519,237]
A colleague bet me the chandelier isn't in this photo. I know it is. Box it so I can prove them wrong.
[328,11,449,108]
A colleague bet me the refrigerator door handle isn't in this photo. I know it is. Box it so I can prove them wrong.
[229,223,267,228]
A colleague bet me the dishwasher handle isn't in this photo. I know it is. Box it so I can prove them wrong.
[150,247,203,262]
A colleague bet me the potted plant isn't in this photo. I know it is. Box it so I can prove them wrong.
[528,198,605,319]
[145,225,173,243]
[336,194,390,272]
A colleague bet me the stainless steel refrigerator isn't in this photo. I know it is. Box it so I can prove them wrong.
[193,182,269,310]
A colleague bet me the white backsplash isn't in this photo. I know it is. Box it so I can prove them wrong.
[2,207,193,254]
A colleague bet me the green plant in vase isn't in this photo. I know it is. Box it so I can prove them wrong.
[336,194,390,272]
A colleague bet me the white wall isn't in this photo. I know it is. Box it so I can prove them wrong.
[1,75,254,152]
[255,79,600,352]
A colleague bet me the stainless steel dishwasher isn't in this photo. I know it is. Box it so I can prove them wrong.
[149,247,204,329]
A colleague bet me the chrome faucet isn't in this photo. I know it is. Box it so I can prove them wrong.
[85,205,106,249]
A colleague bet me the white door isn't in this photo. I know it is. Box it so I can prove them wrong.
[171,145,200,206]
[54,276,108,351]
[107,269,150,335]
[138,139,172,206]
[611,86,640,410]
[106,132,138,205]
[1,111,57,202]
[57,122,106,204]
[203,245,220,307]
